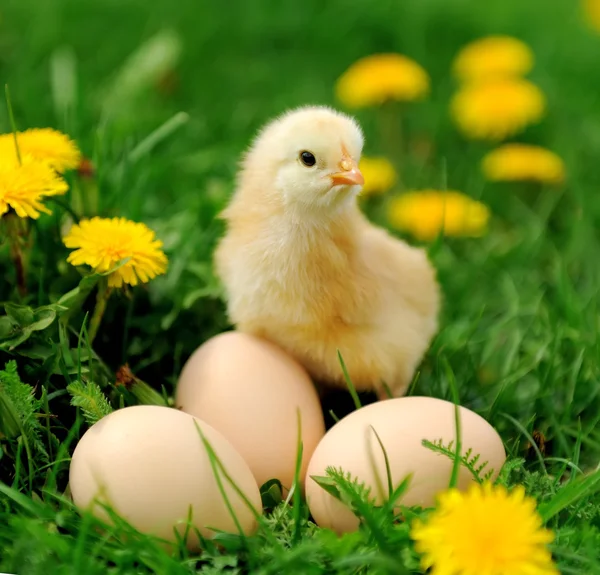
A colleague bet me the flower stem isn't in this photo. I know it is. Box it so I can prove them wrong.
[4,213,29,297]
[10,241,26,298]
[88,279,111,345]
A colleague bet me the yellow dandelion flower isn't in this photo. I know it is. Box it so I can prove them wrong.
[359,156,398,197]
[583,0,600,32]
[451,78,545,141]
[0,128,81,173]
[0,154,69,219]
[411,482,559,575]
[63,217,168,288]
[387,190,490,241]
[336,53,429,108]
[482,144,565,184]
[453,35,534,82]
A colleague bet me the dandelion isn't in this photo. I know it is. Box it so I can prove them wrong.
[0,154,69,219]
[0,128,81,173]
[335,53,429,108]
[482,144,565,184]
[63,216,168,288]
[359,156,398,197]
[452,36,534,82]
[451,78,545,140]
[387,190,490,241]
[411,482,558,575]
[63,217,168,343]
[583,0,600,32]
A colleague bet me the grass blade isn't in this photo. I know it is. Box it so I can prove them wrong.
[337,350,362,410]
[538,467,600,522]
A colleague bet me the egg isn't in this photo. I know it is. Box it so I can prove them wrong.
[69,405,262,550]
[175,331,326,490]
[305,396,506,534]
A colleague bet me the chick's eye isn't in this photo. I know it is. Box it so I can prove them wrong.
[299,151,316,167]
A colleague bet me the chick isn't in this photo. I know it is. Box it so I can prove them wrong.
[214,106,440,399]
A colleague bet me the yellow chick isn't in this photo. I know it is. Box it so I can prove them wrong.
[214,106,440,399]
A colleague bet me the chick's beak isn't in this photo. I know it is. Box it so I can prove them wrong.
[330,158,364,187]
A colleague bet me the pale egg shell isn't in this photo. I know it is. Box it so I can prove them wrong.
[305,396,506,534]
[175,331,326,490]
[69,405,262,550]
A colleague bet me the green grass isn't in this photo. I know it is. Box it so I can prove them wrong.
[2,0,600,572]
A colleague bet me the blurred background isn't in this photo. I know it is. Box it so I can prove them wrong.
[3,0,600,193]
[2,0,600,461]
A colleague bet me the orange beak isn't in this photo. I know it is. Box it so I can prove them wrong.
[330,157,364,187]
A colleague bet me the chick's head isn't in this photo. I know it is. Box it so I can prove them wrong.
[245,106,365,213]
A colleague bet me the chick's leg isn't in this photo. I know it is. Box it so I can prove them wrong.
[237,318,423,401]
[375,361,418,400]
[296,323,418,401]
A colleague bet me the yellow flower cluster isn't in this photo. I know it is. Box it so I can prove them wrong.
[63,217,168,288]
[0,128,79,219]
[387,190,490,241]
[0,125,167,289]
[450,36,546,141]
[452,36,534,83]
[449,36,566,184]
[482,144,565,184]
[583,0,600,32]
[335,53,429,109]
[411,482,559,575]
[0,128,81,173]
[0,155,69,219]
[359,156,397,197]
[451,78,545,141]
[330,35,566,240]
[334,52,493,240]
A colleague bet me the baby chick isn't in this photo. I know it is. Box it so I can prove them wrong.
[214,106,440,399]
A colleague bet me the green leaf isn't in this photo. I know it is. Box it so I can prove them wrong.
[538,468,600,522]
[0,360,49,481]
[15,342,56,361]
[67,380,113,425]
[29,307,60,332]
[337,350,362,411]
[58,273,100,313]
[368,425,393,499]
[128,111,189,163]
[4,303,34,326]
[314,467,399,557]
[0,386,22,438]
[387,475,413,511]
[421,439,494,483]
[182,287,219,309]
[310,474,344,502]
[0,303,64,351]
[0,316,14,339]
[124,378,168,406]
[259,478,284,509]
[0,329,32,351]
[51,363,90,376]
[0,481,50,516]
[101,29,182,118]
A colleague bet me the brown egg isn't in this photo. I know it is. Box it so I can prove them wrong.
[175,331,326,490]
[69,405,261,550]
[305,396,506,534]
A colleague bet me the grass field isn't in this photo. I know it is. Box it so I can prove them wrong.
[2,0,600,572]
